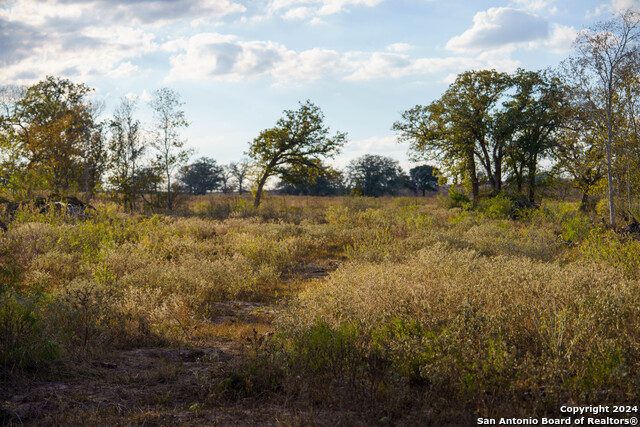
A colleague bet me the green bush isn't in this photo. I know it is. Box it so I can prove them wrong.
[445,188,471,209]
[477,193,512,219]
[0,293,59,370]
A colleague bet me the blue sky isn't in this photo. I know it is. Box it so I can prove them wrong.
[1,0,637,171]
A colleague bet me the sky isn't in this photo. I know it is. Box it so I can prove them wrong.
[1,0,639,172]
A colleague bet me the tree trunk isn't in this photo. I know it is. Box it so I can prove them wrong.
[467,150,479,202]
[527,154,537,203]
[254,173,269,208]
[167,170,172,210]
[606,90,616,228]
[131,161,136,212]
[580,192,589,212]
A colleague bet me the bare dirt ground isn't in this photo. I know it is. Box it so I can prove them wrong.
[0,262,368,426]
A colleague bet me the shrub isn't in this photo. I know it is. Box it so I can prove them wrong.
[0,292,59,370]
[477,193,513,219]
[445,188,471,209]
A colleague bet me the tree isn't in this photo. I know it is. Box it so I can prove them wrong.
[229,158,250,194]
[503,69,566,202]
[571,10,640,226]
[149,87,190,210]
[219,164,235,194]
[276,163,344,196]
[408,165,439,196]
[394,70,510,201]
[82,119,108,199]
[552,74,607,211]
[108,97,144,210]
[0,76,99,195]
[247,100,347,207]
[178,157,223,195]
[346,154,405,197]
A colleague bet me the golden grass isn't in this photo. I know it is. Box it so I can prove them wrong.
[2,194,638,423]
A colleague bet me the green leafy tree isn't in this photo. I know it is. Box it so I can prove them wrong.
[502,69,566,202]
[108,97,144,210]
[277,163,344,196]
[408,165,439,196]
[0,76,99,196]
[346,154,405,197]
[394,70,510,201]
[247,100,347,207]
[149,87,191,210]
[178,157,223,195]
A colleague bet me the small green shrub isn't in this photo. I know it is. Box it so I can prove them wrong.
[0,293,59,369]
[445,188,471,209]
[478,193,512,219]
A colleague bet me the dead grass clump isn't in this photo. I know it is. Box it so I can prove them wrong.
[275,242,639,416]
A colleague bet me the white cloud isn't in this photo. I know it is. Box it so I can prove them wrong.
[139,90,152,102]
[0,0,247,84]
[165,33,289,82]
[0,0,246,28]
[266,0,384,21]
[164,33,528,85]
[611,0,640,12]
[107,61,139,78]
[587,0,640,18]
[0,21,157,84]
[386,43,412,52]
[282,7,314,20]
[529,23,577,53]
[475,47,520,73]
[509,0,556,14]
[345,53,482,81]
[446,8,549,53]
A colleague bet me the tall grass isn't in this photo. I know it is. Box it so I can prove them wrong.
[2,194,639,422]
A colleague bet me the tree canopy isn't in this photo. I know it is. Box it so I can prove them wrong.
[247,100,347,207]
[346,154,406,197]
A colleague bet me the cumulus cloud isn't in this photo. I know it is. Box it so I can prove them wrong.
[163,33,524,84]
[386,43,412,52]
[0,0,246,28]
[529,23,577,53]
[611,0,640,12]
[0,0,247,84]
[446,8,549,53]
[164,33,345,82]
[266,0,384,20]
[0,16,157,84]
[509,0,556,14]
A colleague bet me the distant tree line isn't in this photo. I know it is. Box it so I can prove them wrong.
[2,10,640,223]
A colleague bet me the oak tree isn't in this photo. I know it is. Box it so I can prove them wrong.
[247,100,346,207]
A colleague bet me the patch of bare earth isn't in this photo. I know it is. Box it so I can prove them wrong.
[1,262,358,426]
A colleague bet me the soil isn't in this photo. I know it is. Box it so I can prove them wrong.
[0,262,357,426]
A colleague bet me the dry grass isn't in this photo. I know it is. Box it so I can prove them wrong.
[1,194,638,424]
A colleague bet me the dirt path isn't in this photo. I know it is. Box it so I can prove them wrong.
[1,306,274,426]
[1,263,343,426]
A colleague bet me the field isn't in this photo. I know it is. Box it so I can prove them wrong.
[1,194,639,426]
